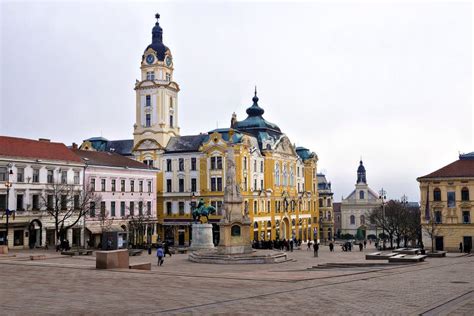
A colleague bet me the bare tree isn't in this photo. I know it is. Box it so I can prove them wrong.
[98,208,114,234]
[422,209,442,252]
[40,181,101,242]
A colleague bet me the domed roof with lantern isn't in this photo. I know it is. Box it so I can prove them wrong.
[145,13,170,61]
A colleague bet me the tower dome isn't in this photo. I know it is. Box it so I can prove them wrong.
[145,13,170,61]
[357,160,367,184]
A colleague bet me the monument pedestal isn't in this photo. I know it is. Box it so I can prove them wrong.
[217,220,253,255]
[189,224,215,251]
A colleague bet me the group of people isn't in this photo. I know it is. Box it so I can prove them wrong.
[55,239,71,252]
[252,238,303,252]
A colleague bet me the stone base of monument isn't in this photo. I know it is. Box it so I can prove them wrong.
[188,249,288,264]
[96,249,129,269]
[189,223,215,251]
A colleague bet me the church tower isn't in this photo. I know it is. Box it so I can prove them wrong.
[133,13,180,166]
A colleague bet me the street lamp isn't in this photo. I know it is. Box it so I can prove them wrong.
[3,165,14,248]
[379,188,387,250]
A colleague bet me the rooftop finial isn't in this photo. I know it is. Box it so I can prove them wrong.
[155,13,160,21]
[254,85,257,97]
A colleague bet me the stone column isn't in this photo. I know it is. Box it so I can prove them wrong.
[67,228,73,243]
[41,228,47,247]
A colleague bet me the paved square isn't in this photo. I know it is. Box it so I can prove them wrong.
[1,245,473,315]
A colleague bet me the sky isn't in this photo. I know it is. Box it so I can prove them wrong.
[0,0,472,202]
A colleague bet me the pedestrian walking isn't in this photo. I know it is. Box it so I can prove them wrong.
[307,240,312,251]
[290,239,294,252]
[363,240,367,248]
[164,242,172,257]
[156,246,164,266]
[359,242,363,252]
[148,244,152,255]
[459,242,463,253]
[329,242,334,252]
[313,242,319,257]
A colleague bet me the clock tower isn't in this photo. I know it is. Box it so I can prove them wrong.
[133,13,180,167]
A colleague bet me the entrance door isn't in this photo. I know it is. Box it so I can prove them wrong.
[178,230,185,246]
[463,236,472,253]
[435,236,444,251]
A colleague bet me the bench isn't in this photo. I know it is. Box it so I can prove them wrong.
[29,255,47,260]
[393,248,420,255]
[129,262,151,271]
[366,252,397,260]
[129,249,143,256]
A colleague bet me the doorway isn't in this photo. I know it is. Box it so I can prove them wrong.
[463,236,472,253]
[435,236,444,251]
[178,229,185,246]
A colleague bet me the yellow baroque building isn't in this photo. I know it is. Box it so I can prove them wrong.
[418,152,474,252]
[82,14,320,246]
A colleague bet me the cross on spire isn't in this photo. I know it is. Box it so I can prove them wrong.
[155,13,160,21]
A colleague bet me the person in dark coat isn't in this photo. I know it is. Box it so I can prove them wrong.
[290,239,294,252]
[148,244,152,255]
[313,242,319,257]
[329,242,334,252]
[359,242,363,252]
[459,242,463,253]
[164,242,172,257]
[156,246,164,266]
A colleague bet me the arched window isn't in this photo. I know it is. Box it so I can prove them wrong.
[360,215,366,225]
[169,115,174,128]
[359,191,365,199]
[461,187,469,201]
[253,200,258,214]
[319,199,323,207]
[282,165,288,186]
[267,221,271,228]
[433,188,441,201]
[274,163,280,186]
[350,215,355,225]
[254,222,259,229]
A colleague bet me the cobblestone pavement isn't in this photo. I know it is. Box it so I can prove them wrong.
[0,245,473,315]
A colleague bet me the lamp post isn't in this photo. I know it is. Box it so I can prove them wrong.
[3,165,14,248]
[379,188,387,250]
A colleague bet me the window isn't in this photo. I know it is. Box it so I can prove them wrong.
[47,195,54,210]
[191,201,196,211]
[211,157,222,170]
[129,202,135,216]
[147,181,152,193]
[244,177,247,191]
[121,180,125,192]
[169,96,173,108]
[90,202,96,217]
[60,195,67,210]
[359,191,365,199]
[462,211,470,224]
[461,188,469,201]
[14,230,23,247]
[254,160,257,172]
[350,215,355,225]
[17,168,24,182]
[169,115,173,128]
[244,157,247,170]
[74,195,79,210]
[139,181,143,193]
[327,199,332,207]
[138,201,143,215]
[282,165,287,186]
[74,171,80,184]
[191,158,197,171]
[147,201,151,216]
[143,159,153,167]
[166,179,172,192]
[260,161,264,173]
[32,194,39,210]
[146,95,151,106]
[90,178,96,191]
[166,73,171,81]
[267,201,271,213]
[260,179,264,190]
[166,159,172,172]
[130,180,134,192]
[178,202,185,215]
[434,210,442,224]
[179,158,184,171]
[111,201,116,217]
[211,201,223,215]
[211,178,216,192]
[111,179,116,192]
[100,202,106,217]
[120,202,125,217]
[16,194,24,211]
[290,167,294,187]
[166,202,172,215]
[319,199,323,207]
[217,177,222,191]
[447,191,456,207]
[47,170,54,183]
[254,179,257,191]
[101,179,106,192]
[33,169,40,183]
[61,171,67,184]
[360,215,366,225]
[274,163,280,186]
[253,200,258,214]
[179,178,184,192]
[0,167,7,181]
[145,114,151,127]
[433,188,441,201]
[191,178,197,192]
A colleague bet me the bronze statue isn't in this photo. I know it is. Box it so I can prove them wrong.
[192,198,216,223]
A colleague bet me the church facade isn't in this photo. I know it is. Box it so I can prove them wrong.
[81,14,320,246]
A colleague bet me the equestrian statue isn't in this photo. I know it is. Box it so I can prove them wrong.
[192,198,216,223]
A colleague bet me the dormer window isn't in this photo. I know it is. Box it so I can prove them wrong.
[166,73,171,81]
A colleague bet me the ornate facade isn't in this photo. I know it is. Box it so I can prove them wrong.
[317,173,334,241]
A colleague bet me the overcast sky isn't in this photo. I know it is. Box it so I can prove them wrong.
[1,1,472,202]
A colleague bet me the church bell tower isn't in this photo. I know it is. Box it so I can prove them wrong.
[133,13,180,166]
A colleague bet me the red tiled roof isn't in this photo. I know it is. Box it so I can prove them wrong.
[71,149,155,170]
[0,136,82,163]
[418,159,474,180]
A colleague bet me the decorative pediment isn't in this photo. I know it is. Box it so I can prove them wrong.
[133,138,163,151]
[79,140,96,151]
[274,136,297,157]
[200,132,228,154]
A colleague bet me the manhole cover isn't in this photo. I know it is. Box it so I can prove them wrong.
[451,281,469,284]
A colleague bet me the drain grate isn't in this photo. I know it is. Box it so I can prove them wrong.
[450,281,469,284]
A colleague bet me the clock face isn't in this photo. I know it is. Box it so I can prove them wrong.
[165,56,172,67]
[146,54,155,64]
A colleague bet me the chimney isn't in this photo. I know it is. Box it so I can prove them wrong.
[72,143,78,149]
[38,138,50,142]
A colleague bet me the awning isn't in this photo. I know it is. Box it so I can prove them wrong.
[86,225,126,234]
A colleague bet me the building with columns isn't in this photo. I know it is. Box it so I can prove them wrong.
[81,14,321,246]
[0,136,85,249]
[317,173,334,241]
[341,160,381,239]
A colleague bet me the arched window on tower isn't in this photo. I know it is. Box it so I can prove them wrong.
[169,115,173,128]
[350,215,355,225]
[359,191,365,199]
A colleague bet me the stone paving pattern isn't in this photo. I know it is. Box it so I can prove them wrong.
[0,244,473,315]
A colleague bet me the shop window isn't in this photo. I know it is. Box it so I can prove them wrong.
[14,230,24,246]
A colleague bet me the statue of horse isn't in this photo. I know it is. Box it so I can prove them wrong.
[192,205,217,223]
